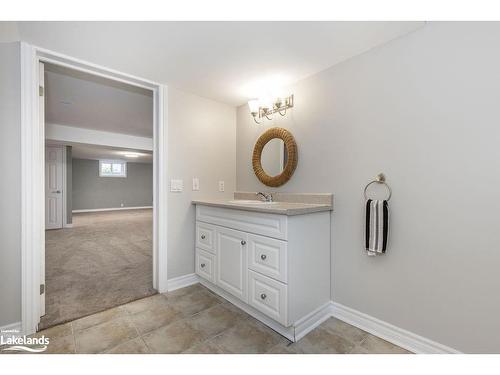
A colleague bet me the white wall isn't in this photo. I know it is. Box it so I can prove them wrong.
[0,42,21,327]
[236,22,500,353]
[167,87,236,279]
[0,22,19,43]
[72,158,153,210]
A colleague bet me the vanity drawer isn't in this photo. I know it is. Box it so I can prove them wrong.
[195,248,215,283]
[196,205,287,240]
[196,222,216,253]
[248,234,287,283]
[248,270,288,326]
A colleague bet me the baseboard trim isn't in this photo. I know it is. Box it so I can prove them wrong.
[331,302,461,354]
[72,206,152,213]
[163,275,460,353]
[294,302,333,341]
[167,273,199,292]
[63,223,73,228]
[0,321,22,340]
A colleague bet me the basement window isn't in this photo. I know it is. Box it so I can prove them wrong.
[99,160,127,178]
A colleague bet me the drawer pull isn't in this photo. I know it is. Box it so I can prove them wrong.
[260,254,267,260]
[241,240,246,245]
[201,234,206,240]
[260,293,267,300]
[200,263,206,268]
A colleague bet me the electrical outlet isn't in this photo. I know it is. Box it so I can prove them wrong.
[120,203,124,207]
[218,180,225,192]
[192,177,199,191]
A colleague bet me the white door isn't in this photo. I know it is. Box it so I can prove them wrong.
[45,146,64,230]
[216,227,248,302]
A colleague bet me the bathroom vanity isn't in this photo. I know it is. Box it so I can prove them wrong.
[193,192,333,341]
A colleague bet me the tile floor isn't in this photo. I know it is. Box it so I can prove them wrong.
[27,284,411,354]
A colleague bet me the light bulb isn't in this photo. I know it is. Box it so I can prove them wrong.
[247,99,260,114]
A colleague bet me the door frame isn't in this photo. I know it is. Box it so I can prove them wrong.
[20,42,169,335]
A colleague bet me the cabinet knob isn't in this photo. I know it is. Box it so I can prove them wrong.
[241,240,246,245]
[201,234,206,240]
[260,293,267,300]
[260,254,267,260]
[200,263,206,268]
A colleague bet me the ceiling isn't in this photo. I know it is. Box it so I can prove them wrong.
[70,143,152,163]
[17,21,425,105]
[45,63,154,137]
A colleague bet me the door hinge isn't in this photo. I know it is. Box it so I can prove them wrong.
[39,86,44,96]
[40,284,45,295]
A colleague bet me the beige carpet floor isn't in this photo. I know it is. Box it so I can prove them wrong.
[40,209,156,330]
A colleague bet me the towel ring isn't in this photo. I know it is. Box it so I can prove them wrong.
[364,173,392,201]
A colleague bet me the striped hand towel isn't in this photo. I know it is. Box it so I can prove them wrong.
[365,199,389,256]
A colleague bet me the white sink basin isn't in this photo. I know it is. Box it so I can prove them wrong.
[229,200,279,205]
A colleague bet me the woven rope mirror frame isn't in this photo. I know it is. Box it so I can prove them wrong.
[252,127,298,187]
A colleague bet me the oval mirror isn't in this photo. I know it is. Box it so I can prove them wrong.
[252,127,298,187]
[261,138,287,177]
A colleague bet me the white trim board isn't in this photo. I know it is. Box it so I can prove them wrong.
[72,206,153,213]
[294,302,332,341]
[331,302,461,354]
[167,273,199,292]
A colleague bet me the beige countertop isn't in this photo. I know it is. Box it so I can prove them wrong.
[192,198,333,216]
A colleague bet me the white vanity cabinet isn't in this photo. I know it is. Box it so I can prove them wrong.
[194,203,331,341]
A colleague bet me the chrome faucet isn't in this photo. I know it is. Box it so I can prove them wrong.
[256,192,273,202]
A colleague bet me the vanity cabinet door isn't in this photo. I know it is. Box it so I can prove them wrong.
[216,226,248,302]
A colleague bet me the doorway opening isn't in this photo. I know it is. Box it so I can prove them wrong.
[21,44,168,335]
[41,63,156,329]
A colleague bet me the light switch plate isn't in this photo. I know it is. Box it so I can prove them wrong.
[218,180,225,192]
[170,179,183,192]
[192,177,199,191]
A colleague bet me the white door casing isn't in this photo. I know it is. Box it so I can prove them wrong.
[216,226,248,302]
[45,146,63,230]
[39,62,46,316]
[21,44,168,335]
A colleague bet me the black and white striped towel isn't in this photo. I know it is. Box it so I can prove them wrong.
[365,199,389,256]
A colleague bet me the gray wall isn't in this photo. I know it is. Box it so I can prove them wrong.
[72,159,153,210]
[66,146,72,223]
[167,87,236,279]
[236,22,500,353]
[0,42,21,327]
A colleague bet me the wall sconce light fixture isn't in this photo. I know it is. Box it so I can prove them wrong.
[248,95,294,124]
